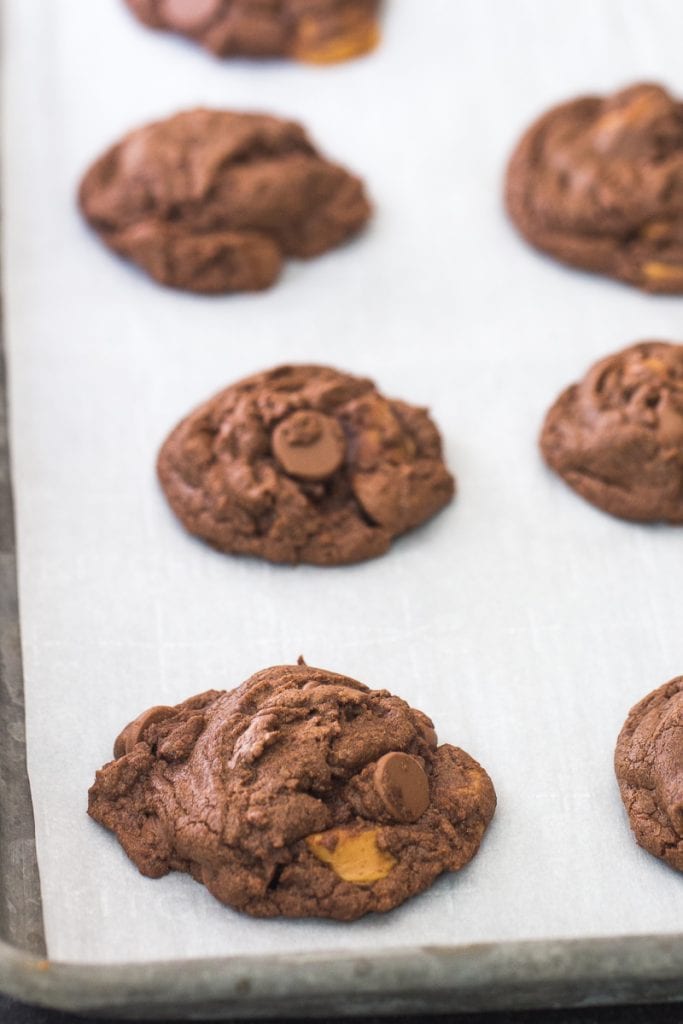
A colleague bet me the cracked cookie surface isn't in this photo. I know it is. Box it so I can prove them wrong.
[540,341,683,522]
[78,108,371,293]
[88,663,496,920]
[615,677,683,872]
[124,0,381,64]
[157,364,455,565]
[506,83,683,292]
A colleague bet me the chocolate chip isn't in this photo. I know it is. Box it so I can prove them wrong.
[271,410,346,481]
[113,705,176,759]
[161,0,221,30]
[374,752,430,822]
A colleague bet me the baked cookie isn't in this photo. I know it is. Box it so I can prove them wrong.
[78,109,371,293]
[124,0,381,64]
[506,83,683,292]
[615,677,683,872]
[540,341,683,522]
[88,662,496,919]
[157,364,455,565]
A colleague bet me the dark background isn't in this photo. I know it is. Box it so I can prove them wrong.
[2,1000,683,1023]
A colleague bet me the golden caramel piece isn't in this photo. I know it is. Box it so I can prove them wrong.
[642,356,668,374]
[643,261,683,283]
[641,220,674,241]
[293,14,380,64]
[306,827,396,884]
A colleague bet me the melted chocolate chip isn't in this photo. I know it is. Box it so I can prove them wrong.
[374,752,430,823]
[272,410,345,481]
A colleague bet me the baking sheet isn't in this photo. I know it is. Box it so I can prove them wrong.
[3,0,683,966]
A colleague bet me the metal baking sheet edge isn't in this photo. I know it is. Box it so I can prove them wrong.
[1,278,683,1019]
[1,935,683,1019]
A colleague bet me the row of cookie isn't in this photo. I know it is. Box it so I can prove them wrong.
[78,81,683,296]
[155,341,683,570]
[88,660,682,920]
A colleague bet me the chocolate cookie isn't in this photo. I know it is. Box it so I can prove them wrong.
[506,83,683,292]
[615,677,683,872]
[78,109,371,293]
[124,0,381,64]
[157,364,455,565]
[540,341,683,522]
[88,662,496,919]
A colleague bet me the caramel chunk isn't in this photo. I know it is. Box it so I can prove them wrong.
[643,261,683,284]
[306,827,396,884]
[293,11,380,64]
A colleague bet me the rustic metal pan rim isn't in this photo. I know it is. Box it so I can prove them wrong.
[1,931,683,1018]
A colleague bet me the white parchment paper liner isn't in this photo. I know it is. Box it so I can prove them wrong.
[3,0,683,964]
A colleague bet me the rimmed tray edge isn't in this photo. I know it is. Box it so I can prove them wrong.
[1,932,683,1018]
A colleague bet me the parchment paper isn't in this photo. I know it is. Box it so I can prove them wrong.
[3,0,683,965]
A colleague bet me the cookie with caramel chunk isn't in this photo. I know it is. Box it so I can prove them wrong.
[88,662,496,919]
[540,341,683,522]
[506,83,683,292]
[123,0,381,64]
[157,364,455,565]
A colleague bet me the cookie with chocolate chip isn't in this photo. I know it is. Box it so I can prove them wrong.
[124,0,381,64]
[88,662,496,919]
[506,83,683,292]
[540,341,683,522]
[157,364,455,565]
[78,109,371,293]
[615,676,683,872]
